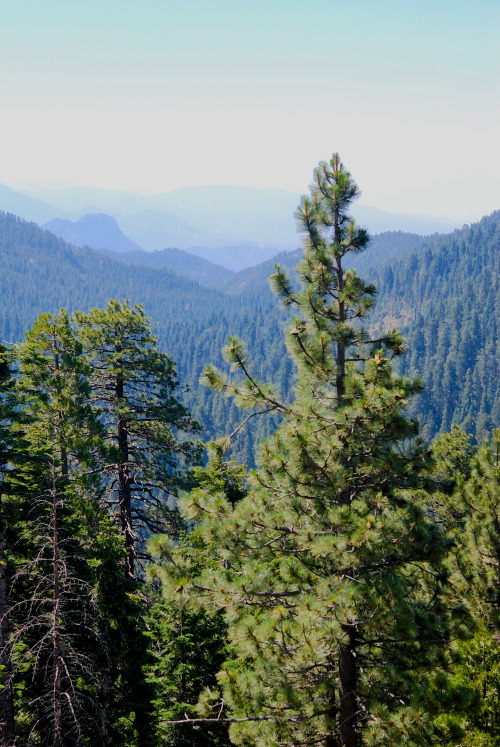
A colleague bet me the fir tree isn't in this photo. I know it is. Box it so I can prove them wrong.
[168,154,451,746]
[6,311,109,745]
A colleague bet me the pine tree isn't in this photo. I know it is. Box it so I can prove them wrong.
[73,300,201,581]
[73,300,202,745]
[170,154,451,746]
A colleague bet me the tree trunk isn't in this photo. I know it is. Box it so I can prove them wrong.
[116,375,135,580]
[334,217,346,403]
[337,625,358,747]
[53,349,69,478]
[324,690,338,747]
[51,490,63,747]
[0,492,15,746]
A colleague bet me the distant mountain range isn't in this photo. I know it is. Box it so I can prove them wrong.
[0,184,68,224]
[116,210,227,252]
[81,232,431,291]
[1,182,460,271]
[44,213,145,254]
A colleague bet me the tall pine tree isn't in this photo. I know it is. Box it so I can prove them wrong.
[73,300,201,745]
[167,154,451,746]
[74,300,201,581]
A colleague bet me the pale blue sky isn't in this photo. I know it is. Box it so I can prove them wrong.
[1,0,498,220]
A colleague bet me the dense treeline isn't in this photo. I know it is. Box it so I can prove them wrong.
[372,214,499,442]
[0,154,499,746]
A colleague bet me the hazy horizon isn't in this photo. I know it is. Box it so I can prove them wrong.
[5,180,462,225]
[1,0,498,224]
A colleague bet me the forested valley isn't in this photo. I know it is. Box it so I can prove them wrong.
[0,154,499,746]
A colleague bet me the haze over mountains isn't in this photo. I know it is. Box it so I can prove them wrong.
[44,213,144,255]
[0,184,68,224]
[1,182,459,271]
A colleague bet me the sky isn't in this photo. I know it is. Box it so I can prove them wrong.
[0,0,498,221]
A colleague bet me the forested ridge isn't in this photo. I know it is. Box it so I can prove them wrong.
[0,212,295,463]
[0,154,499,746]
[0,210,498,460]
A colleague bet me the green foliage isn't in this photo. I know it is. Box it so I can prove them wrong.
[432,631,500,746]
[425,432,500,745]
[146,454,248,746]
[145,588,231,747]
[431,425,476,482]
[455,432,500,631]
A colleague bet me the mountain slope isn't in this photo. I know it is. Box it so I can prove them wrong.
[44,213,145,254]
[101,247,233,287]
[371,212,499,442]
[0,211,288,463]
[0,184,66,224]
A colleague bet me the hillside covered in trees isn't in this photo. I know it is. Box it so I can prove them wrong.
[0,208,498,459]
[373,215,499,441]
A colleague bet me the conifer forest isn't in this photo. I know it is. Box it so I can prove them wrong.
[0,154,499,747]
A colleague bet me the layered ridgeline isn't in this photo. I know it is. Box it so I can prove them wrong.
[100,247,234,287]
[0,210,498,458]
